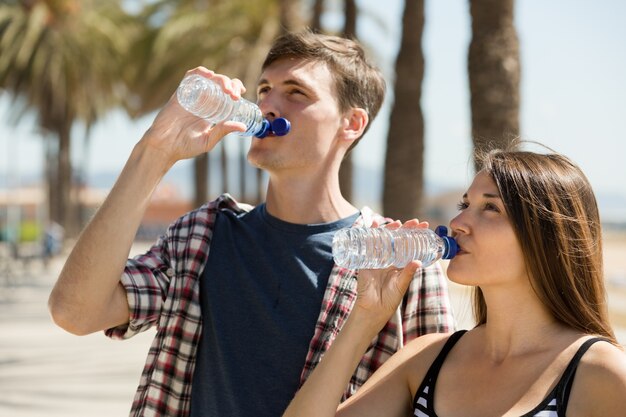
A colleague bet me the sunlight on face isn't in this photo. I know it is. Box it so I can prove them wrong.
[446,171,527,288]
[247,57,344,173]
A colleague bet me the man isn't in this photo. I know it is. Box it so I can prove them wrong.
[49,31,455,417]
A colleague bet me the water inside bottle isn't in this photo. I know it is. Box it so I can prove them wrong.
[332,227,444,269]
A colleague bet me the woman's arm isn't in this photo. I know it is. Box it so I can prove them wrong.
[336,332,449,417]
[283,220,436,417]
[283,261,420,417]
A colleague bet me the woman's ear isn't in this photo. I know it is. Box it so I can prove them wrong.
[340,107,368,142]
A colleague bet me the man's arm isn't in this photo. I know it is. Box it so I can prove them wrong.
[48,143,170,335]
[48,68,247,335]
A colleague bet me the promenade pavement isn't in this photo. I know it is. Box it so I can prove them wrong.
[0,244,154,417]
[1,238,625,417]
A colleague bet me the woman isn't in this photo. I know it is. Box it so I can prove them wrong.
[283,145,626,417]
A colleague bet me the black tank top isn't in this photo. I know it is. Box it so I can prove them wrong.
[413,330,609,417]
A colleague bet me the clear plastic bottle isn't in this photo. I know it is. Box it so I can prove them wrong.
[176,74,290,138]
[332,225,458,269]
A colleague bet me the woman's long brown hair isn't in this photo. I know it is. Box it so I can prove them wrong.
[472,145,617,344]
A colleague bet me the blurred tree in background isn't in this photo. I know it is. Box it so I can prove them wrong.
[383,0,426,221]
[0,0,140,236]
[0,0,520,244]
[338,0,357,202]
[121,0,280,207]
[469,0,520,170]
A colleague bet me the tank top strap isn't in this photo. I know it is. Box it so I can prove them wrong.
[557,337,611,415]
[414,330,467,409]
[429,330,467,378]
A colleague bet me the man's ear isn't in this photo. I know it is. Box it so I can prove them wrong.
[340,108,368,142]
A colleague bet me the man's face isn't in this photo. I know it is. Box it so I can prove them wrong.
[247,57,347,175]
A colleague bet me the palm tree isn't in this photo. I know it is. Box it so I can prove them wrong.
[382,0,425,221]
[279,0,303,32]
[310,0,324,32]
[468,0,520,170]
[338,0,357,202]
[125,0,278,206]
[307,0,357,201]
[0,0,138,236]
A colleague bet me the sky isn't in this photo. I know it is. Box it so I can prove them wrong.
[1,0,626,220]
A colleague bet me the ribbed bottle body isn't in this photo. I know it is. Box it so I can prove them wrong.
[332,227,448,269]
[176,74,265,136]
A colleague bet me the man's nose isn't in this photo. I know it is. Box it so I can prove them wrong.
[258,92,280,119]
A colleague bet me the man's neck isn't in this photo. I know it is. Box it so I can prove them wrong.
[264,176,358,225]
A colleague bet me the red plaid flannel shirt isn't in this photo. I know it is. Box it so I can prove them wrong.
[106,194,455,416]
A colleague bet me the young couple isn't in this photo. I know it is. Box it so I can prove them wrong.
[50,30,625,417]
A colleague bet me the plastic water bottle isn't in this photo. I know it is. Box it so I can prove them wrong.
[176,74,290,138]
[332,225,458,269]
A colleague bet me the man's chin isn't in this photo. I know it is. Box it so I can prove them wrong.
[247,151,272,170]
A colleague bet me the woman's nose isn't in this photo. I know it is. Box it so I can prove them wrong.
[450,211,469,236]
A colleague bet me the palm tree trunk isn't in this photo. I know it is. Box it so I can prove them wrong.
[343,0,356,36]
[468,0,520,171]
[193,153,209,207]
[279,0,301,33]
[56,121,73,237]
[238,15,279,205]
[45,138,57,231]
[339,0,357,201]
[255,169,265,205]
[220,143,228,194]
[311,0,324,32]
[239,140,246,201]
[382,0,425,221]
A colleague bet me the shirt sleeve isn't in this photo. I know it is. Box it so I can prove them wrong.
[103,194,247,342]
[401,261,456,343]
[105,236,174,340]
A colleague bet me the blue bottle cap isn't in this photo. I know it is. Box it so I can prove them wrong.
[435,225,458,260]
[255,119,271,139]
[434,225,448,237]
[271,118,291,136]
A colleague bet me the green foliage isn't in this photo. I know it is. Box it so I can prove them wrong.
[1,0,283,130]
[0,0,139,130]
[123,0,279,117]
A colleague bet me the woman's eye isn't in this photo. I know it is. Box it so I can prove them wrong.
[457,201,468,210]
[484,203,500,212]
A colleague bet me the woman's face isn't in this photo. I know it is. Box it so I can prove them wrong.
[447,171,527,288]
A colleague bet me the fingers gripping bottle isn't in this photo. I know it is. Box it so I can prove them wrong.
[176,74,290,138]
[332,225,458,269]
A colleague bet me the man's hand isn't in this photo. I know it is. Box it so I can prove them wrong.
[139,67,249,169]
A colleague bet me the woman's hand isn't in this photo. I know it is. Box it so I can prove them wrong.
[353,219,429,331]
[139,67,248,169]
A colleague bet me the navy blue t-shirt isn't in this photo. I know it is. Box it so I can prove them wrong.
[190,204,359,417]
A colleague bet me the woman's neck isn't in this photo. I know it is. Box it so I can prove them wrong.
[478,284,572,362]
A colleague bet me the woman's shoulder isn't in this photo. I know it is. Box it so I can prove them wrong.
[578,338,626,380]
[400,332,463,371]
[397,332,464,398]
[569,338,626,416]
[403,331,459,354]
